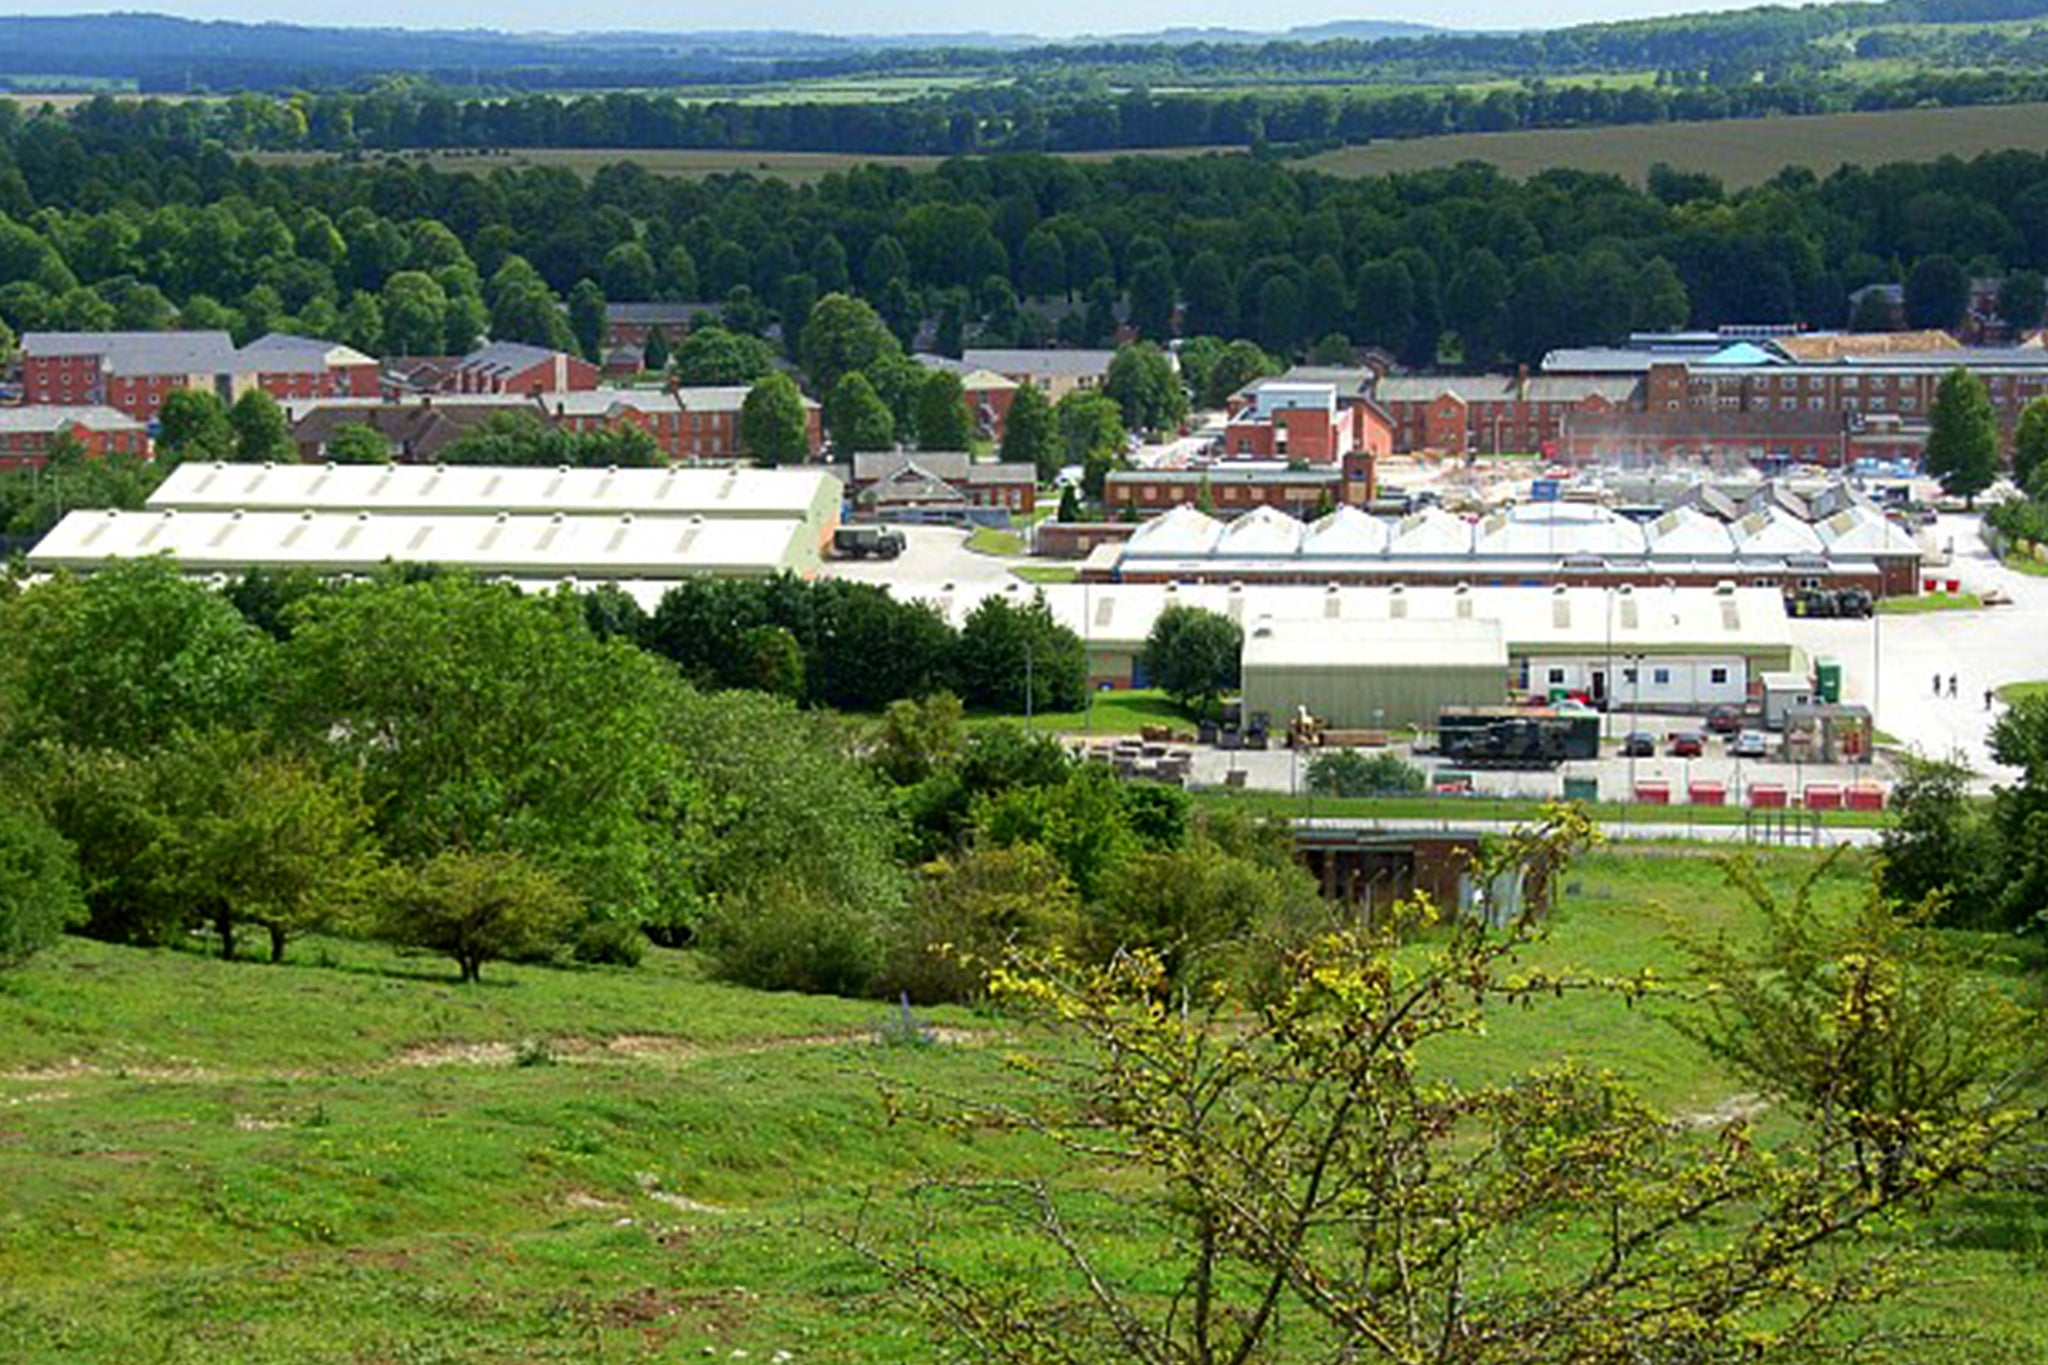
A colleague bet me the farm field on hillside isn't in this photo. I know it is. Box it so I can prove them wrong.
[1299,100,2048,185]
[1,849,2044,1361]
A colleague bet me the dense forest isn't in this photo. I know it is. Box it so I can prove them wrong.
[5,110,2048,380]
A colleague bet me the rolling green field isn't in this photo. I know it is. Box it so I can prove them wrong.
[1,849,2043,1361]
[1299,100,2048,186]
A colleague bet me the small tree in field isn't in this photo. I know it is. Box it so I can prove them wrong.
[377,850,582,983]
[1675,853,2038,1196]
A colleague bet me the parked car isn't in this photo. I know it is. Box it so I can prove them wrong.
[1620,731,1656,757]
[1667,731,1705,757]
[1730,730,1770,759]
[1704,705,1743,735]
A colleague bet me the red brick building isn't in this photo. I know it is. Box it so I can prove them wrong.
[236,333,381,402]
[1221,381,1393,464]
[844,451,1037,517]
[1105,451,1378,517]
[445,342,601,396]
[0,405,151,471]
[1375,374,1644,456]
[20,331,238,422]
[548,386,822,463]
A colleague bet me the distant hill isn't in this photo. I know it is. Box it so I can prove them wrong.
[0,11,1453,90]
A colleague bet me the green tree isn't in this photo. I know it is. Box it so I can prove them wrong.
[800,293,900,396]
[886,842,1082,1004]
[825,371,896,453]
[1924,366,1999,505]
[277,576,689,924]
[1200,339,1280,409]
[228,388,293,464]
[377,849,581,984]
[870,692,967,790]
[8,559,271,754]
[671,325,775,386]
[1056,483,1081,522]
[1904,253,1968,331]
[735,623,805,701]
[1139,604,1242,718]
[1105,341,1187,431]
[1446,247,1512,367]
[1055,390,1126,468]
[1878,754,1995,924]
[156,389,234,464]
[1998,269,2046,334]
[955,593,1086,715]
[567,277,607,361]
[2013,394,2048,494]
[0,803,83,968]
[382,270,454,356]
[144,734,381,962]
[324,422,391,465]
[740,372,811,467]
[998,381,1059,481]
[915,369,973,450]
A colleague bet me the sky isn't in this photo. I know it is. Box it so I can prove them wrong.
[4,0,1762,38]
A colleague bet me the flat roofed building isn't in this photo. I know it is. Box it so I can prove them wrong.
[29,507,820,580]
[149,460,843,528]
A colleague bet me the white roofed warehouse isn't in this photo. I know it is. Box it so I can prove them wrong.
[29,462,843,583]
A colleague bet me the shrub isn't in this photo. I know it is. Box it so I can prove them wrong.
[0,803,84,968]
[571,917,648,967]
[701,880,884,998]
[883,843,1083,1004]
[1306,749,1427,798]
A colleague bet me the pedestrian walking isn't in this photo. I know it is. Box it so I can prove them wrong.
[1986,688,1996,711]
[1948,674,1958,698]
[1933,672,1942,695]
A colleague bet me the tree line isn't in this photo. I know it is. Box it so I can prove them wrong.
[0,557,1334,1011]
[50,65,2048,160]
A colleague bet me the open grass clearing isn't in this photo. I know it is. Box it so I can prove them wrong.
[963,524,1025,556]
[969,686,1186,735]
[1880,590,1984,614]
[1996,679,2048,705]
[1297,101,2048,186]
[0,849,2043,1360]
[1011,562,1080,584]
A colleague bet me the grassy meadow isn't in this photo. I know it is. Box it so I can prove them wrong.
[1,849,2044,1361]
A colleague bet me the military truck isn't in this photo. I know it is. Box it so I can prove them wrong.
[1436,706,1600,769]
[832,525,907,559]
